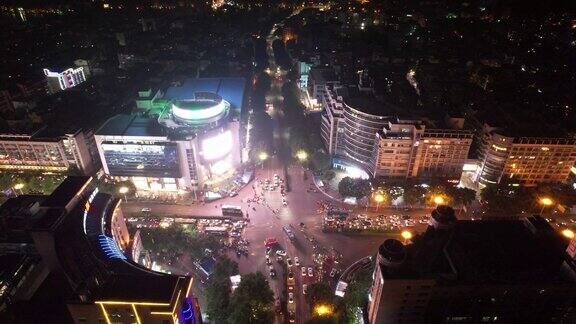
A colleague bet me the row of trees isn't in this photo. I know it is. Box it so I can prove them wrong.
[336,176,477,207]
[139,224,221,261]
[205,257,275,324]
[0,172,66,195]
[480,181,574,216]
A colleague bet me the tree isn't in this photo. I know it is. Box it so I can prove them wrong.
[227,272,274,324]
[454,187,477,206]
[321,170,336,182]
[305,282,333,309]
[338,177,355,197]
[341,268,372,323]
[310,151,331,171]
[205,256,239,323]
[403,186,426,206]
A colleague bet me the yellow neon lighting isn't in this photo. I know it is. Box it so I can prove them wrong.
[131,304,141,324]
[151,311,172,315]
[186,277,194,296]
[99,303,112,324]
[171,290,182,315]
[96,301,170,306]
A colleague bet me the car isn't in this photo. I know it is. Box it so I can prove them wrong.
[141,208,151,213]
[294,257,300,266]
[276,250,287,256]
[268,264,274,271]
[308,267,313,277]
[330,268,338,278]
[288,292,294,303]
[287,272,295,286]
[286,258,293,267]
[283,200,288,206]
[277,256,283,262]
[288,311,296,323]
[270,269,276,278]
[301,267,306,276]
[302,284,307,295]
[266,246,272,254]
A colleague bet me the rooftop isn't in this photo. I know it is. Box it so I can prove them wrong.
[164,78,246,114]
[93,275,185,303]
[96,114,166,137]
[381,215,574,285]
[337,86,400,117]
[40,176,91,210]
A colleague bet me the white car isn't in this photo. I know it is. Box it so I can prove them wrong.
[283,200,288,206]
[330,268,337,278]
[288,292,294,303]
[308,267,313,277]
[301,267,306,276]
[276,250,287,256]
[302,284,307,295]
[286,258,293,267]
[294,257,300,266]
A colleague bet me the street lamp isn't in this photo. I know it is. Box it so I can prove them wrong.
[296,149,308,162]
[314,304,333,317]
[538,197,553,215]
[561,229,575,239]
[118,186,129,202]
[433,195,445,206]
[401,230,413,244]
[373,192,385,211]
[258,151,268,169]
[13,183,24,196]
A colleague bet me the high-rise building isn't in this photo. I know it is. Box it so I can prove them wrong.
[320,84,472,180]
[0,177,201,323]
[476,124,576,187]
[367,206,576,324]
[95,78,246,194]
[43,67,87,94]
[0,127,99,175]
[373,122,472,180]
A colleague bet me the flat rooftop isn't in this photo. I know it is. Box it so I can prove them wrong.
[445,220,568,283]
[337,86,400,117]
[96,114,166,137]
[164,78,246,114]
[93,274,185,303]
[381,216,574,284]
[40,176,91,209]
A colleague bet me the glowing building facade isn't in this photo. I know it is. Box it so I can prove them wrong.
[43,67,87,94]
[95,78,246,193]
[476,124,576,187]
[0,177,201,323]
[0,128,99,175]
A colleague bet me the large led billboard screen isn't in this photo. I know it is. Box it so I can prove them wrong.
[102,142,180,178]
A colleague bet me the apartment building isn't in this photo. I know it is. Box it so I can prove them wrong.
[476,124,576,186]
[373,122,473,180]
[0,128,99,175]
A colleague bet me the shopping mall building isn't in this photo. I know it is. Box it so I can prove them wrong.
[95,78,246,193]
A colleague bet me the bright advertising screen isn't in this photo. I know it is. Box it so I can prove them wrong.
[201,130,233,161]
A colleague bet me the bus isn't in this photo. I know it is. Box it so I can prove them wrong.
[204,226,228,236]
[283,225,295,241]
[222,205,243,218]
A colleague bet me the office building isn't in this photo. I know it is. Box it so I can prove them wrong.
[0,127,99,175]
[320,84,472,180]
[374,122,472,180]
[0,177,201,323]
[43,67,87,94]
[367,206,576,324]
[95,78,246,193]
[476,124,576,187]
